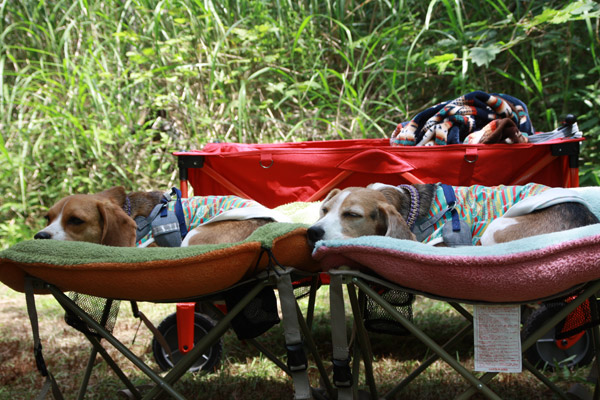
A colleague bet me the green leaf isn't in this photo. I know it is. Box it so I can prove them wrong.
[527,1,600,28]
[425,53,457,73]
[469,44,502,67]
[266,82,286,93]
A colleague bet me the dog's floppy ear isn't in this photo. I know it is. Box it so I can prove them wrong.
[319,188,341,216]
[97,200,136,247]
[97,186,127,207]
[322,188,341,203]
[379,203,416,240]
[376,187,404,211]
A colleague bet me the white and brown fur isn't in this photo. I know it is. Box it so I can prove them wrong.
[34,186,272,247]
[307,184,599,247]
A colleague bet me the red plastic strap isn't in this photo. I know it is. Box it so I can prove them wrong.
[260,153,274,168]
[307,171,353,202]
[556,331,586,350]
[464,147,478,164]
[202,164,254,199]
[513,153,554,185]
[176,302,196,354]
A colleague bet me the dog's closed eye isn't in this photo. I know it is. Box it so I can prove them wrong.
[342,211,362,218]
[67,216,85,226]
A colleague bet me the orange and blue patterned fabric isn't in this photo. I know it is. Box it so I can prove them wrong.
[391,91,533,146]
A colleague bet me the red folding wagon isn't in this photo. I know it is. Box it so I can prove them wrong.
[175,137,581,205]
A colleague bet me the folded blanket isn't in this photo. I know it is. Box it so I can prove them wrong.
[275,201,321,224]
[390,91,533,146]
[573,187,600,219]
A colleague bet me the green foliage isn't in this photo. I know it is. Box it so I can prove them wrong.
[1,0,599,247]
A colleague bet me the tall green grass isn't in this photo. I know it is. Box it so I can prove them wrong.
[1,0,599,247]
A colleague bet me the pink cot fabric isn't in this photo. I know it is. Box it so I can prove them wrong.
[313,234,600,303]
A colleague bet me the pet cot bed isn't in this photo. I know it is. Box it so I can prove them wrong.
[0,223,333,400]
[310,191,600,400]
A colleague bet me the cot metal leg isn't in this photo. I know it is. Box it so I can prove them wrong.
[378,300,474,398]
[449,302,474,322]
[522,359,570,400]
[353,277,503,400]
[351,335,362,400]
[74,298,140,400]
[294,301,336,399]
[47,285,187,400]
[247,338,292,374]
[305,275,320,329]
[76,347,97,400]
[329,274,354,400]
[347,284,378,399]
[84,333,142,399]
[385,322,473,399]
[244,272,328,398]
[248,320,333,400]
[287,272,335,398]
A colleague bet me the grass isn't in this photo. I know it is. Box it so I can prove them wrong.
[0,283,593,399]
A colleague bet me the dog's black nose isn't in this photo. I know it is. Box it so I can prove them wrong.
[307,226,324,245]
[34,231,52,240]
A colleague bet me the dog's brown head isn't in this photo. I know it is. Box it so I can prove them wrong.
[34,186,136,247]
[306,186,416,247]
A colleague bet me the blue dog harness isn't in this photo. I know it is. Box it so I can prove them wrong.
[134,189,273,247]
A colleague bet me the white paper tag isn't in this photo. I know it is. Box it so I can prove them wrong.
[474,304,522,373]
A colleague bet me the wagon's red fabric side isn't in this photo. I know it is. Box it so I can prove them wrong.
[175,138,580,208]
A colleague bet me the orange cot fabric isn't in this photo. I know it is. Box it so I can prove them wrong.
[0,243,262,301]
[263,227,320,273]
[0,226,316,301]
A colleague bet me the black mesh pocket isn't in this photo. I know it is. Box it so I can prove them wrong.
[64,293,120,337]
[225,285,280,340]
[291,275,322,300]
[362,286,414,335]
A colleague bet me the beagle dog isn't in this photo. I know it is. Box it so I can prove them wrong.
[34,189,137,246]
[34,186,284,247]
[307,183,599,247]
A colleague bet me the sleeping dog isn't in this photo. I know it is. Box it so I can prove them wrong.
[307,183,599,247]
[34,186,285,247]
